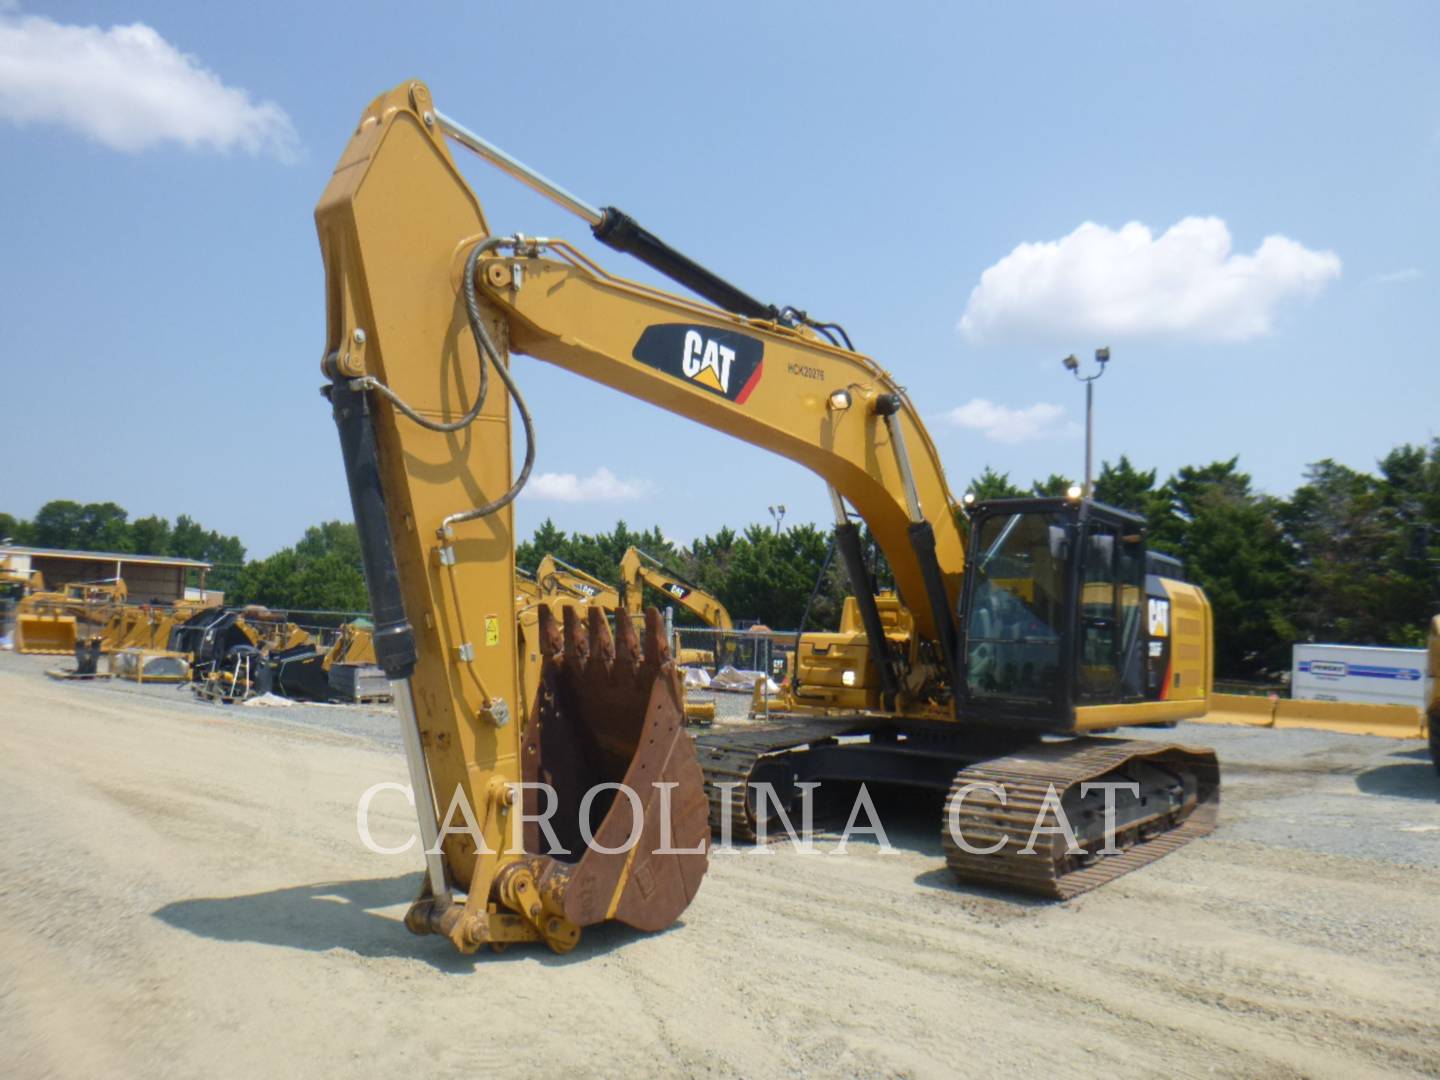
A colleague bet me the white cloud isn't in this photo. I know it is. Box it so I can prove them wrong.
[1366,267,1421,286]
[0,11,297,158]
[524,467,651,503]
[959,217,1340,345]
[945,398,1068,444]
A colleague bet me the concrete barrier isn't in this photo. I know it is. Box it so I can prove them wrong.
[1272,697,1424,739]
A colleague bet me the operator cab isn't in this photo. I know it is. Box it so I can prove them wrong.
[957,496,1167,730]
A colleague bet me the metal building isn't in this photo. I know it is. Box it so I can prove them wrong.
[0,545,214,604]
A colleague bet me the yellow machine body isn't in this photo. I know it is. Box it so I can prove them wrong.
[789,595,913,710]
[322,622,377,669]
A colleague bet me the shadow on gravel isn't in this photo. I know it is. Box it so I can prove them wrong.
[809,782,1052,908]
[911,867,1054,908]
[153,873,658,970]
[801,781,947,859]
[1355,762,1440,801]
[1392,747,1433,761]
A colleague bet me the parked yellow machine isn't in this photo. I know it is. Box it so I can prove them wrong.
[619,546,731,666]
[324,621,376,668]
[534,554,621,608]
[315,81,1219,954]
[15,578,127,655]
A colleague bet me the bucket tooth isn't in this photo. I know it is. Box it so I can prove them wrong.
[612,606,641,668]
[535,599,563,655]
[643,607,670,665]
[587,607,615,665]
[561,605,589,667]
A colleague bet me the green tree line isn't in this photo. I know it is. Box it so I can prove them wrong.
[0,501,248,596]
[8,435,1437,678]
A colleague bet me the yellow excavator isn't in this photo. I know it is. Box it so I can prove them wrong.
[315,81,1219,954]
[514,566,542,607]
[619,546,731,667]
[534,554,621,608]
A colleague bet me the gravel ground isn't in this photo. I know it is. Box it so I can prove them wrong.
[2,650,1438,1078]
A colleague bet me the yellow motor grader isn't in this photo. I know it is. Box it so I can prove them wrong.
[314,81,1219,955]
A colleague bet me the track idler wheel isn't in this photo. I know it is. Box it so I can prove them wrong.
[521,604,710,932]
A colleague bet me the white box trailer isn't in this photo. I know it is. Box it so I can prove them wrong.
[1292,643,1430,708]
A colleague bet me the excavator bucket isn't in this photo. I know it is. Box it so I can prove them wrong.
[520,605,710,932]
[16,610,78,655]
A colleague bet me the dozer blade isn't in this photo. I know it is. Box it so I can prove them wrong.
[521,605,710,932]
[16,614,78,656]
[942,738,1220,900]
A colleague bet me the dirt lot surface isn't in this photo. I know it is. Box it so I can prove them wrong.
[2,651,1439,1079]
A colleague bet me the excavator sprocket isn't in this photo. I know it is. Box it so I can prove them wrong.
[941,738,1220,899]
[522,604,710,932]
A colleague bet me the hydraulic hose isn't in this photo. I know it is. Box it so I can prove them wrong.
[346,237,537,532]
[439,240,536,531]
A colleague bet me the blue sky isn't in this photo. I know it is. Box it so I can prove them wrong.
[1,2,1436,557]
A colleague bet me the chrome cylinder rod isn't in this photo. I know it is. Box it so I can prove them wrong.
[883,412,925,524]
[434,109,603,227]
[393,677,451,905]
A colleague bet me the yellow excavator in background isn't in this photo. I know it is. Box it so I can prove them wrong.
[315,81,1219,955]
[526,554,717,722]
[535,554,621,608]
[514,566,542,607]
[619,546,732,667]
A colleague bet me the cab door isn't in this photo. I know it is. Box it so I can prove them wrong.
[1074,518,1146,704]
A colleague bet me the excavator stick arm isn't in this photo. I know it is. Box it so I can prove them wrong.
[619,546,734,631]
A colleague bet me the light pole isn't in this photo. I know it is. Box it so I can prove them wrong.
[768,504,787,533]
[1062,347,1109,497]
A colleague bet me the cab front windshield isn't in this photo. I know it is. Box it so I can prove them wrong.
[964,511,1068,704]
